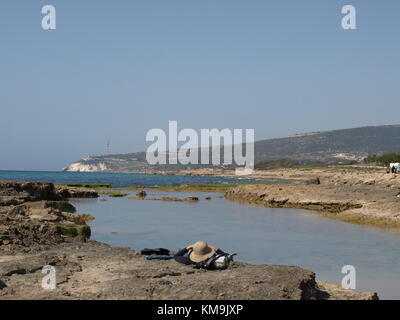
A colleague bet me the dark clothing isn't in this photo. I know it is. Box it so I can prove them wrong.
[141,248,170,256]
[146,255,174,260]
[174,248,225,265]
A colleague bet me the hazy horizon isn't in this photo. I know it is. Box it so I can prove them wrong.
[1,1,399,170]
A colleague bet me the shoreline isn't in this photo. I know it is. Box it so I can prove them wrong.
[128,166,400,230]
[0,238,378,300]
[0,180,378,300]
[221,167,400,229]
[59,164,400,229]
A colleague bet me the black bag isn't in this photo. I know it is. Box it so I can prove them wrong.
[140,248,170,256]
[194,253,237,270]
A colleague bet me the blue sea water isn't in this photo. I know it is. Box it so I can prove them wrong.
[0,170,268,187]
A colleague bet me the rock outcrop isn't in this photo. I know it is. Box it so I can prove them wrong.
[224,173,400,229]
[0,181,94,250]
[136,190,147,198]
[225,184,362,213]
[0,181,62,206]
[56,186,99,199]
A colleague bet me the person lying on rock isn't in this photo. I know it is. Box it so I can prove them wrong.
[174,240,226,266]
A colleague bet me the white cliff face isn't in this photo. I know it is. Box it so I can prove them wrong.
[63,162,108,172]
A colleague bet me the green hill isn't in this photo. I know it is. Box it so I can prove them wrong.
[63,125,400,172]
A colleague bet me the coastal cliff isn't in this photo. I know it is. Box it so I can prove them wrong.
[62,161,109,172]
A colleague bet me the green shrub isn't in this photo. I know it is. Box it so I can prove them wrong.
[59,223,91,238]
[364,153,400,166]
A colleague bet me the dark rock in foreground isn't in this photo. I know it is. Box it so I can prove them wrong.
[0,181,61,206]
[0,181,95,249]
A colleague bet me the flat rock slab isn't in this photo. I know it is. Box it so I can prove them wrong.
[0,240,377,300]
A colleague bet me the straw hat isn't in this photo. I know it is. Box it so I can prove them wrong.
[189,241,216,263]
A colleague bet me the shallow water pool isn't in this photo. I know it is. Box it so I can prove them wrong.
[71,190,400,299]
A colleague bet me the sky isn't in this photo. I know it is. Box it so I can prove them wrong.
[0,0,399,170]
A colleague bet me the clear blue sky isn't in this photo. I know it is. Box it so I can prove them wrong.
[0,0,399,170]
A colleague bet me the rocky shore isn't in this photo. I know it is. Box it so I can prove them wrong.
[144,166,400,229]
[0,181,97,248]
[0,181,378,300]
[222,167,400,229]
